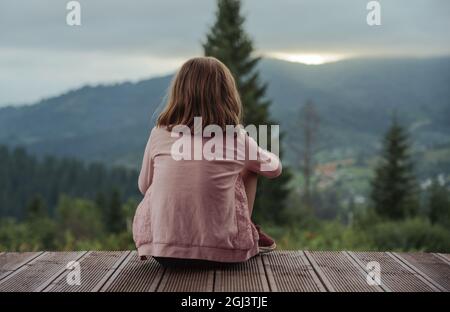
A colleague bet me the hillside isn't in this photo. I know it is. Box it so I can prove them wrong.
[263,57,450,157]
[0,57,449,169]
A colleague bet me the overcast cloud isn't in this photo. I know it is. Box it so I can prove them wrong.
[1,0,449,106]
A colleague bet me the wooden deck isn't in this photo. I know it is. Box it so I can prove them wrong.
[0,251,449,292]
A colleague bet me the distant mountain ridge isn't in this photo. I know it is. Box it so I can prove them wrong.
[0,57,449,168]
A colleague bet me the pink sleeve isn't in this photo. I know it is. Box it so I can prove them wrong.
[138,132,154,195]
[244,135,282,178]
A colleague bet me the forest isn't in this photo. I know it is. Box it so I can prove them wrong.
[1,123,449,252]
[0,145,140,251]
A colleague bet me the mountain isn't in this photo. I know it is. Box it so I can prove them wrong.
[262,57,450,154]
[0,57,449,168]
[0,76,171,167]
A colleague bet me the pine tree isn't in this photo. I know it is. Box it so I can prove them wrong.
[105,189,125,234]
[95,191,107,214]
[26,195,47,221]
[203,0,291,223]
[371,116,418,219]
[428,180,450,227]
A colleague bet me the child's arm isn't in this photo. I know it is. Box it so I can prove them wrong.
[138,133,154,195]
[244,135,282,179]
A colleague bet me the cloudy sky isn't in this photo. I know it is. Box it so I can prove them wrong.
[0,0,449,106]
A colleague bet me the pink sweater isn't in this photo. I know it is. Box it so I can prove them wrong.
[132,126,282,262]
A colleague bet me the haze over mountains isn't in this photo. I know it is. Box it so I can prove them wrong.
[0,57,449,169]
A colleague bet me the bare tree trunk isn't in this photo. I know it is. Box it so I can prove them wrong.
[298,100,319,208]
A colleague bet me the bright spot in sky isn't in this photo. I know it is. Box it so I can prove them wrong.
[269,52,346,65]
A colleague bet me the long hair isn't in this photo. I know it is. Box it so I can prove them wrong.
[157,57,242,131]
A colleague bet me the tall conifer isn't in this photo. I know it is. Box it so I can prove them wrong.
[204,0,291,223]
[371,116,418,219]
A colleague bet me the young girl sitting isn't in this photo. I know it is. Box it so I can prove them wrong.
[133,57,282,266]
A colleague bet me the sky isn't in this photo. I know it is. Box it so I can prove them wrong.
[0,0,449,106]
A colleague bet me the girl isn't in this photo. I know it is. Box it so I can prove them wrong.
[133,57,282,266]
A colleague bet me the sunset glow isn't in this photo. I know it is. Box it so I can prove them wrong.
[269,52,346,65]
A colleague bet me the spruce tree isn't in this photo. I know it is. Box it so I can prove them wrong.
[371,116,418,220]
[204,0,291,223]
[105,189,125,234]
[428,180,450,227]
[26,195,47,221]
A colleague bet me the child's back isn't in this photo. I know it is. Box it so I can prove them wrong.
[133,126,280,262]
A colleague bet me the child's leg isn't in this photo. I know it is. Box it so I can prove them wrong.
[241,169,276,253]
[240,168,258,215]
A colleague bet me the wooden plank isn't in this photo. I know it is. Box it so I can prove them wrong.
[157,266,214,292]
[348,251,438,292]
[303,251,334,291]
[391,252,449,291]
[345,251,391,292]
[0,252,44,281]
[91,251,130,292]
[262,251,325,292]
[34,252,87,292]
[100,251,164,292]
[214,256,269,292]
[0,251,446,293]
[434,253,450,265]
[0,251,85,292]
[305,251,383,292]
[44,251,129,292]
[41,251,92,292]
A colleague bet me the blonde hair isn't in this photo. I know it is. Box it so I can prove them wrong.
[157,57,242,131]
